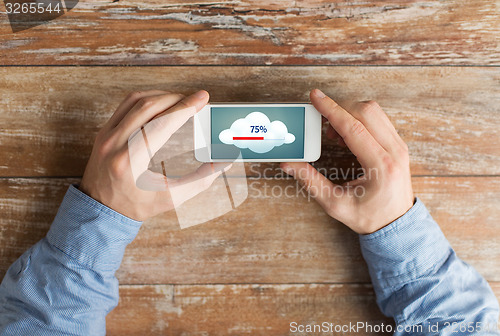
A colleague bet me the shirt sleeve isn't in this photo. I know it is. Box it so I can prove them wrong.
[360,197,500,335]
[0,185,142,336]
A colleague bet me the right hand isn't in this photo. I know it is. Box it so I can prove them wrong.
[280,89,414,234]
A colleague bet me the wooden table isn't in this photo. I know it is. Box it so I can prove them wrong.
[1,1,499,335]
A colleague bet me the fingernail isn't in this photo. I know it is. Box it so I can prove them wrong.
[194,90,208,99]
[313,89,326,98]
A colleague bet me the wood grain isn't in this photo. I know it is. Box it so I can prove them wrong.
[1,0,499,65]
[1,66,499,177]
[106,284,393,335]
[1,0,498,330]
[1,176,499,284]
[106,282,500,335]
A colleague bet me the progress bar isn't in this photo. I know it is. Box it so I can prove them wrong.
[233,136,264,140]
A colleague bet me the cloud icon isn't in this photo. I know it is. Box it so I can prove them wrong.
[219,112,295,154]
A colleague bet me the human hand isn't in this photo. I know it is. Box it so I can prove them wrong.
[280,89,414,234]
[80,90,229,221]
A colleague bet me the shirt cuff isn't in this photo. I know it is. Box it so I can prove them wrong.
[47,184,143,274]
[359,197,452,291]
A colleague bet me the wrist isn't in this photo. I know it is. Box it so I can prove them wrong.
[359,197,451,287]
[47,184,142,273]
[364,196,416,235]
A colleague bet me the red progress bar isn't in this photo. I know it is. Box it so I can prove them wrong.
[233,136,264,140]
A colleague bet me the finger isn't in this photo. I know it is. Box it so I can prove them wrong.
[153,89,209,120]
[168,162,231,188]
[116,92,186,140]
[105,90,171,130]
[310,89,386,168]
[359,100,408,150]
[165,162,232,208]
[127,91,210,180]
[134,169,169,191]
[280,162,349,216]
[128,90,208,153]
[133,162,231,194]
[357,100,396,132]
[341,100,404,153]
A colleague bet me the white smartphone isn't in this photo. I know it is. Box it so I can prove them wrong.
[194,103,322,162]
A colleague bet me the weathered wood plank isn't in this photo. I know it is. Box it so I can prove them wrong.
[1,66,499,176]
[106,284,393,335]
[1,176,499,283]
[107,282,500,335]
[1,0,499,65]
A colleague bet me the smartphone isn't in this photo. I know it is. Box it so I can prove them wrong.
[194,103,321,162]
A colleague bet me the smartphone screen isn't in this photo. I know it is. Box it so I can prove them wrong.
[210,106,305,160]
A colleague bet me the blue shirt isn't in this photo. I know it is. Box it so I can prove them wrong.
[0,185,498,335]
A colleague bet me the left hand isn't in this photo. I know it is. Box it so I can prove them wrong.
[80,90,229,221]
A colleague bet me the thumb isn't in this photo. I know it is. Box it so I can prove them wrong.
[165,162,232,208]
[280,162,346,214]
